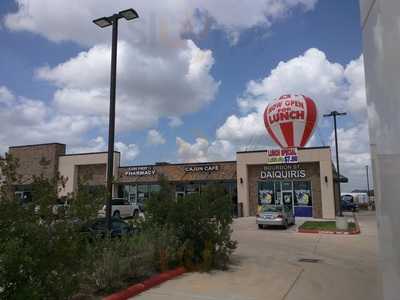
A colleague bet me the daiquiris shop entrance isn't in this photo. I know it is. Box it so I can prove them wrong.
[258,164,312,217]
[252,163,319,218]
[236,148,337,219]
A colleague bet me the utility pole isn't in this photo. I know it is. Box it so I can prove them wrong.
[323,111,347,217]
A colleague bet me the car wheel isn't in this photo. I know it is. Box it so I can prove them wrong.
[113,211,121,218]
[258,224,263,229]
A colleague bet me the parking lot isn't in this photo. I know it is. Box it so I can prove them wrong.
[132,211,379,300]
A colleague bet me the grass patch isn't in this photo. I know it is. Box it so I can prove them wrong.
[299,221,356,231]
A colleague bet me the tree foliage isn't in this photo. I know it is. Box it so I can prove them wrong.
[0,157,237,299]
[144,177,237,270]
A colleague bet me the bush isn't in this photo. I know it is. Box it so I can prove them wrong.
[144,178,237,271]
[0,154,101,299]
[0,155,237,299]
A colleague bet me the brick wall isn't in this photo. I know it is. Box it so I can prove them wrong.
[9,143,66,184]
[77,164,106,186]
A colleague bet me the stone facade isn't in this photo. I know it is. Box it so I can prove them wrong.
[247,162,322,217]
[77,164,107,186]
[118,161,237,184]
[9,143,66,184]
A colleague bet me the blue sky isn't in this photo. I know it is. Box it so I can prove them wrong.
[0,0,369,191]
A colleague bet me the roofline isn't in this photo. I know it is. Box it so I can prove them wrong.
[9,142,66,149]
[236,146,330,154]
[120,160,237,169]
[59,151,120,157]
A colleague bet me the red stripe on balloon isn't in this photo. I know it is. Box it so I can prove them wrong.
[264,106,284,148]
[280,122,294,148]
[300,95,317,147]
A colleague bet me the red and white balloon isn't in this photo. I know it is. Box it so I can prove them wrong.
[263,94,318,148]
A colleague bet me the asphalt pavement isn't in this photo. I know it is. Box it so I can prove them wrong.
[131,211,379,300]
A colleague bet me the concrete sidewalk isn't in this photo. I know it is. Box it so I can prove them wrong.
[131,211,379,300]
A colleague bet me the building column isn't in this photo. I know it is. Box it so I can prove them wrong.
[360,0,400,298]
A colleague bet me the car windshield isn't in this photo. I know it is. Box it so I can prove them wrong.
[262,205,283,213]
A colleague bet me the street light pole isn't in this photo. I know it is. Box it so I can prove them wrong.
[93,9,139,231]
[366,165,370,202]
[105,15,118,232]
[323,111,347,217]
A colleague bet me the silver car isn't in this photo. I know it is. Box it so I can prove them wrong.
[256,205,295,229]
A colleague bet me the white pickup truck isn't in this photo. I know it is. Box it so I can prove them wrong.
[98,198,140,219]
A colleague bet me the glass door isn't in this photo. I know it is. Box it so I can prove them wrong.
[282,191,294,211]
[281,181,294,214]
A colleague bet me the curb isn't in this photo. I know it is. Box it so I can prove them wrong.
[103,267,186,300]
[297,213,362,235]
[298,228,360,235]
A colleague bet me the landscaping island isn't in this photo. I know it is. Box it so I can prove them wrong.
[298,220,360,234]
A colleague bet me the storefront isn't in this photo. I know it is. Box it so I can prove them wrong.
[255,163,317,217]
[237,147,338,219]
[7,143,339,219]
[117,162,238,214]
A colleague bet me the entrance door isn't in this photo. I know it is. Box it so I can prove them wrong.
[282,191,293,207]
[282,191,294,221]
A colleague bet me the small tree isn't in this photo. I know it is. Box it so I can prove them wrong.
[0,153,104,299]
[144,180,237,270]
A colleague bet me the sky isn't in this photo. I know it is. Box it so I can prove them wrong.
[0,0,370,192]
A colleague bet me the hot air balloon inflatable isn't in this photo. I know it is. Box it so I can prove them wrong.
[264,94,318,148]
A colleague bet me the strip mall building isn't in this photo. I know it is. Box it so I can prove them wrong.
[8,142,340,219]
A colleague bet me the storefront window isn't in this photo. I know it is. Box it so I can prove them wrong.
[293,181,312,206]
[176,184,185,192]
[274,182,282,205]
[186,183,200,194]
[137,185,148,202]
[258,181,275,205]
[281,181,292,191]
[149,184,160,194]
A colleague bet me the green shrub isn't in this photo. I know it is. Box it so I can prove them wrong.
[144,179,237,270]
[0,154,101,299]
[0,155,237,299]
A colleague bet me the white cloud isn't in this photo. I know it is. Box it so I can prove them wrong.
[216,49,367,150]
[36,40,219,132]
[69,136,140,163]
[0,93,97,154]
[344,56,367,116]
[168,116,183,128]
[2,1,319,157]
[216,113,266,144]
[238,48,347,114]
[0,85,142,164]
[115,142,140,162]
[178,49,369,191]
[0,86,15,104]
[329,122,371,192]
[147,129,166,145]
[176,137,210,162]
[5,0,318,47]
[176,137,236,162]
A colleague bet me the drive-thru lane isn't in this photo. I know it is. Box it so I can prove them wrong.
[132,211,378,300]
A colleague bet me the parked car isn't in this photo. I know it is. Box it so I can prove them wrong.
[256,204,295,229]
[81,217,136,239]
[98,198,140,219]
[341,199,358,212]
